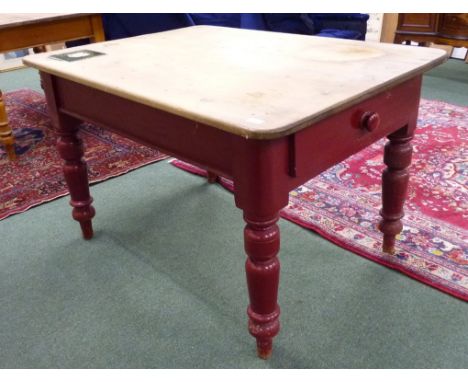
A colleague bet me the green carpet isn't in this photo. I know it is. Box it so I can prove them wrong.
[0,59,467,368]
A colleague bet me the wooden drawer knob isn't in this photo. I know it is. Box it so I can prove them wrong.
[360,111,380,132]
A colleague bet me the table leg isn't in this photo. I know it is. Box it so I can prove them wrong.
[379,126,413,253]
[243,211,281,359]
[56,114,96,239]
[0,90,16,160]
[89,14,106,43]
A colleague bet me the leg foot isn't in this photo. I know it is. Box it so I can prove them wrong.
[207,171,218,184]
[244,213,281,359]
[5,143,16,160]
[379,127,413,254]
[382,234,396,254]
[79,220,94,240]
[76,208,95,239]
[57,115,96,239]
[0,90,16,160]
[256,338,273,359]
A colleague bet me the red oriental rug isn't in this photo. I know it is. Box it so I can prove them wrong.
[0,89,168,220]
[171,99,468,301]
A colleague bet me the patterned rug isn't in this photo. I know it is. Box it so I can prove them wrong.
[171,99,468,301]
[0,89,168,220]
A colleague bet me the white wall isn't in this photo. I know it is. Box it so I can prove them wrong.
[365,13,384,42]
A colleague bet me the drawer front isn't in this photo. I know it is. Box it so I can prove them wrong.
[290,77,422,186]
[397,13,437,33]
[438,13,468,37]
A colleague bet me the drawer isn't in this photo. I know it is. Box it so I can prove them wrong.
[290,77,422,185]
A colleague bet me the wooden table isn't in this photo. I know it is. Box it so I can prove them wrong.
[23,26,446,359]
[0,13,105,160]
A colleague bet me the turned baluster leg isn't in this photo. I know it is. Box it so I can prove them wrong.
[0,90,16,160]
[379,127,413,253]
[56,115,95,239]
[244,212,281,359]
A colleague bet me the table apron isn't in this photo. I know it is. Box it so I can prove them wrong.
[49,76,236,178]
[0,16,98,52]
[45,74,422,199]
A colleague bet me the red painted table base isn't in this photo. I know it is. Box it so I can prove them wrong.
[40,72,422,358]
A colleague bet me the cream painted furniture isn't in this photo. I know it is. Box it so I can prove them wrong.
[23,26,446,359]
[0,13,105,160]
